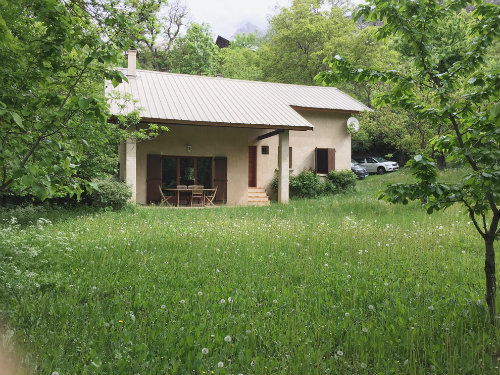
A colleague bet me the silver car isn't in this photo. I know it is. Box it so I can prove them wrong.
[353,156,399,174]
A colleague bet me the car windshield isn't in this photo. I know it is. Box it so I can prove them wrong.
[373,157,388,162]
[351,159,359,165]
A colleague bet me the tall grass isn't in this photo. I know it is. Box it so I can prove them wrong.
[1,169,498,374]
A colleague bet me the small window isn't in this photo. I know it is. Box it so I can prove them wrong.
[261,145,269,155]
[289,147,292,169]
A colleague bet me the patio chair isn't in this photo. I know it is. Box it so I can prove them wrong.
[204,187,217,206]
[158,186,174,207]
[190,185,204,207]
[177,185,188,205]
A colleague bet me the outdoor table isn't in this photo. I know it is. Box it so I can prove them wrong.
[163,188,211,207]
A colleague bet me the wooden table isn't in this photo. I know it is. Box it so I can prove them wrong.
[163,188,206,207]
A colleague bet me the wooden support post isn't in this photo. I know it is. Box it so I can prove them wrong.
[278,130,289,204]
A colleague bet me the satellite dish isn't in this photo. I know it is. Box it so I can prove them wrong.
[347,117,359,133]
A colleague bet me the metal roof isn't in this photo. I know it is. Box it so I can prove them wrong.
[106,69,370,130]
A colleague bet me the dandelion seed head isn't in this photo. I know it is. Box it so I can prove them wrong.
[224,335,232,342]
[220,299,226,304]
[201,348,209,354]
[345,312,350,317]
[337,350,343,356]
[217,362,224,368]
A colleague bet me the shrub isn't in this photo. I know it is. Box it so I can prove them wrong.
[91,178,131,210]
[326,170,357,193]
[290,170,324,198]
[272,170,324,198]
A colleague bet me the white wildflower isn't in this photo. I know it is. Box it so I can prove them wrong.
[337,350,343,356]
[224,335,232,342]
[220,298,226,304]
[218,362,224,368]
[201,348,209,355]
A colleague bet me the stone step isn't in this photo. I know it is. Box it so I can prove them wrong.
[248,187,270,206]
[248,188,266,193]
[248,197,269,202]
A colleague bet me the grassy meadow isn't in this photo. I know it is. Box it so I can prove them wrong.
[1,169,499,374]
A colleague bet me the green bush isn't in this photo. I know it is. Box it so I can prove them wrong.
[272,170,324,198]
[91,178,131,210]
[272,169,356,199]
[326,170,357,193]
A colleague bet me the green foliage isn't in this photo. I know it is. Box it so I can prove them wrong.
[259,0,356,84]
[272,169,357,198]
[326,170,357,193]
[166,23,219,75]
[91,178,132,211]
[0,170,498,374]
[0,0,138,200]
[219,47,262,81]
[290,170,325,198]
[318,0,500,318]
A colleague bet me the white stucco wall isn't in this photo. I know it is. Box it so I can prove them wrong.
[249,111,351,195]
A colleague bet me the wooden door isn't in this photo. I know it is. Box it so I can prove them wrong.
[214,157,227,203]
[147,154,162,203]
[248,146,257,187]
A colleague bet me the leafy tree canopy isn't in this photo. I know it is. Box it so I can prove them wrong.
[318,0,500,320]
[0,0,164,201]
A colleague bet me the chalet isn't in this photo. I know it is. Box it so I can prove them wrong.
[106,50,369,206]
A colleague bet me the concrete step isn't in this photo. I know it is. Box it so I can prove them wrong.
[248,187,270,206]
[248,197,269,202]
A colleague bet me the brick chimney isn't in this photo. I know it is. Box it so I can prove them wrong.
[127,48,137,77]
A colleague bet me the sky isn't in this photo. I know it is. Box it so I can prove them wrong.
[183,0,292,39]
[183,0,365,40]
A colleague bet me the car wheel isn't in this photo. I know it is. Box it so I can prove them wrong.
[377,166,386,174]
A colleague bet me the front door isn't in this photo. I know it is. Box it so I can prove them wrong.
[147,154,162,203]
[248,146,257,187]
[214,157,227,203]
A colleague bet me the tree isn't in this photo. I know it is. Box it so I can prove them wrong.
[0,0,162,200]
[318,0,500,321]
[219,41,263,81]
[166,23,219,75]
[259,0,355,85]
[129,0,188,71]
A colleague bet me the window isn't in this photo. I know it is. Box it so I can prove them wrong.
[261,146,269,155]
[289,147,292,169]
[161,156,212,188]
[315,148,335,174]
[161,156,177,189]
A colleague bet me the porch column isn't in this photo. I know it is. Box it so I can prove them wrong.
[278,130,289,204]
[125,138,137,202]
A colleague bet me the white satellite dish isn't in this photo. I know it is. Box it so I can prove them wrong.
[347,117,359,133]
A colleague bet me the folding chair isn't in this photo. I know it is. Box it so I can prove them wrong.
[204,187,217,206]
[158,186,174,207]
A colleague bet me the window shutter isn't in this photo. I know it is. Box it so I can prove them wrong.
[289,147,292,169]
[327,148,336,173]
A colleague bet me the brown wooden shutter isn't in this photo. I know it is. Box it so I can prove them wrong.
[327,148,336,173]
[147,154,162,203]
[214,157,227,203]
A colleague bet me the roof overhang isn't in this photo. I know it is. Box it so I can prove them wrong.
[109,115,314,131]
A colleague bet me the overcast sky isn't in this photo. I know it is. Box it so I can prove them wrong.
[183,0,291,39]
[183,1,365,40]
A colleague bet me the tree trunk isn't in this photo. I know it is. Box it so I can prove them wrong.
[484,237,497,323]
